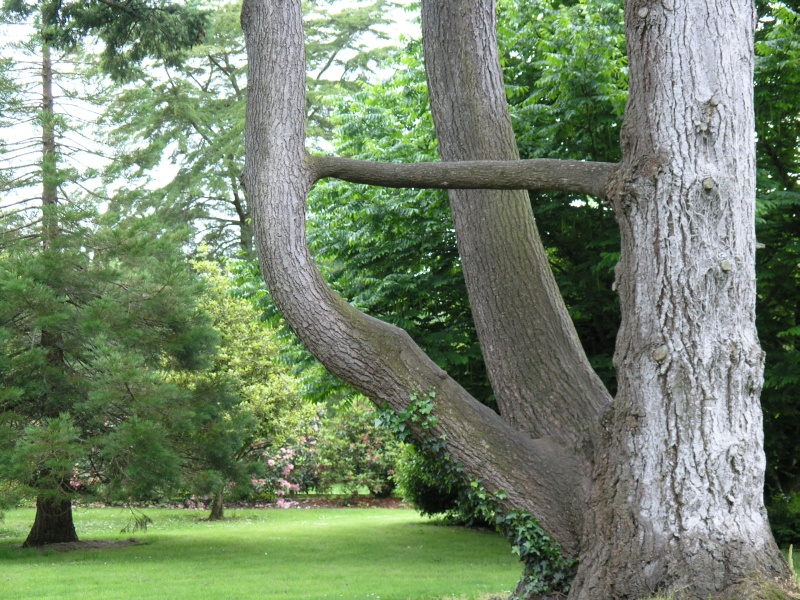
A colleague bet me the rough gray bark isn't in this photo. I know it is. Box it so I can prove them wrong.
[569,0,789,597]
[41,42,57,213]
[420,0,612,449]
[241,0,792,597]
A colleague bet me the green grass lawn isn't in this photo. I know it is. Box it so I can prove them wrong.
[0,507,521,600]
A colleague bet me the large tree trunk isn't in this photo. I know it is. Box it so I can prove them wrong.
[241,0,792,597]
[22,494,78,548]
[569,0,789,597]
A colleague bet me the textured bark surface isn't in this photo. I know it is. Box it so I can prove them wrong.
[241,0,586,553]
[421,0,611,449]
[242,0,792,597]
[311,155,616,198]
[23,495,78,548]
[570,0,790,597]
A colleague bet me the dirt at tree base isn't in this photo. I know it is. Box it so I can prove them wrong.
[33,538,144,553]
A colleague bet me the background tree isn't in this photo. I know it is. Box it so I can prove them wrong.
[0,199,217,546]
[2,0,207,82]
[99,0,396,257]
[0,0,210,546]
[186,259,309,520]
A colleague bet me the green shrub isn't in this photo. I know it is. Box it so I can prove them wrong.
[394,443,490,526]
[395,444,461,515]
[315,398,401,497]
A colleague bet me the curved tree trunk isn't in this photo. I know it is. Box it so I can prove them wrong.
[23,494,78,548]
[569,0,789,597]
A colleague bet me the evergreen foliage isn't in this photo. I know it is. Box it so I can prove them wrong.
[0,199,219,513]
[99,0,396,257]
[180,260,309,516]
[2,0,208,81]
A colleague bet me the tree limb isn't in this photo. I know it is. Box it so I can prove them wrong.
[242,0,587,554]
[311,155,618,199]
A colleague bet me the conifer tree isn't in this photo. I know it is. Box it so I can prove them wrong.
[0,0,214,547]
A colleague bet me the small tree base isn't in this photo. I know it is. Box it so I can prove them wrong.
[22,495,78,548]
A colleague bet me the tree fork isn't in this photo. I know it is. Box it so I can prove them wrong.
[242,0,588,554]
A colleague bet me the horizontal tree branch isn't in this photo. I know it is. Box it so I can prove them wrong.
[311,154,619,199]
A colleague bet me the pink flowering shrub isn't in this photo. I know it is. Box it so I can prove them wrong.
[314,399,401,497]
[256,419,322,500]
[254,399,401,501]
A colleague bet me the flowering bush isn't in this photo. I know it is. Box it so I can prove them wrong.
[254,398,401,503]
[314,398,401,497]
[254,417,322,503]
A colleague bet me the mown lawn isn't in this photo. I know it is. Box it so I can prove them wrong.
[0,507,521,600]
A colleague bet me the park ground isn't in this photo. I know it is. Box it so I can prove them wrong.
[0,505,522,600]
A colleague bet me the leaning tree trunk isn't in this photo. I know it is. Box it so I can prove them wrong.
[420,0,610,450]
[23,494,78,548]
[568,0,790,597]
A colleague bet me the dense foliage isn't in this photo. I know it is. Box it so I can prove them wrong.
[173,261,311,518]
[0,201,219,509]
[2,0,208,81]
[257,398,401,502]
